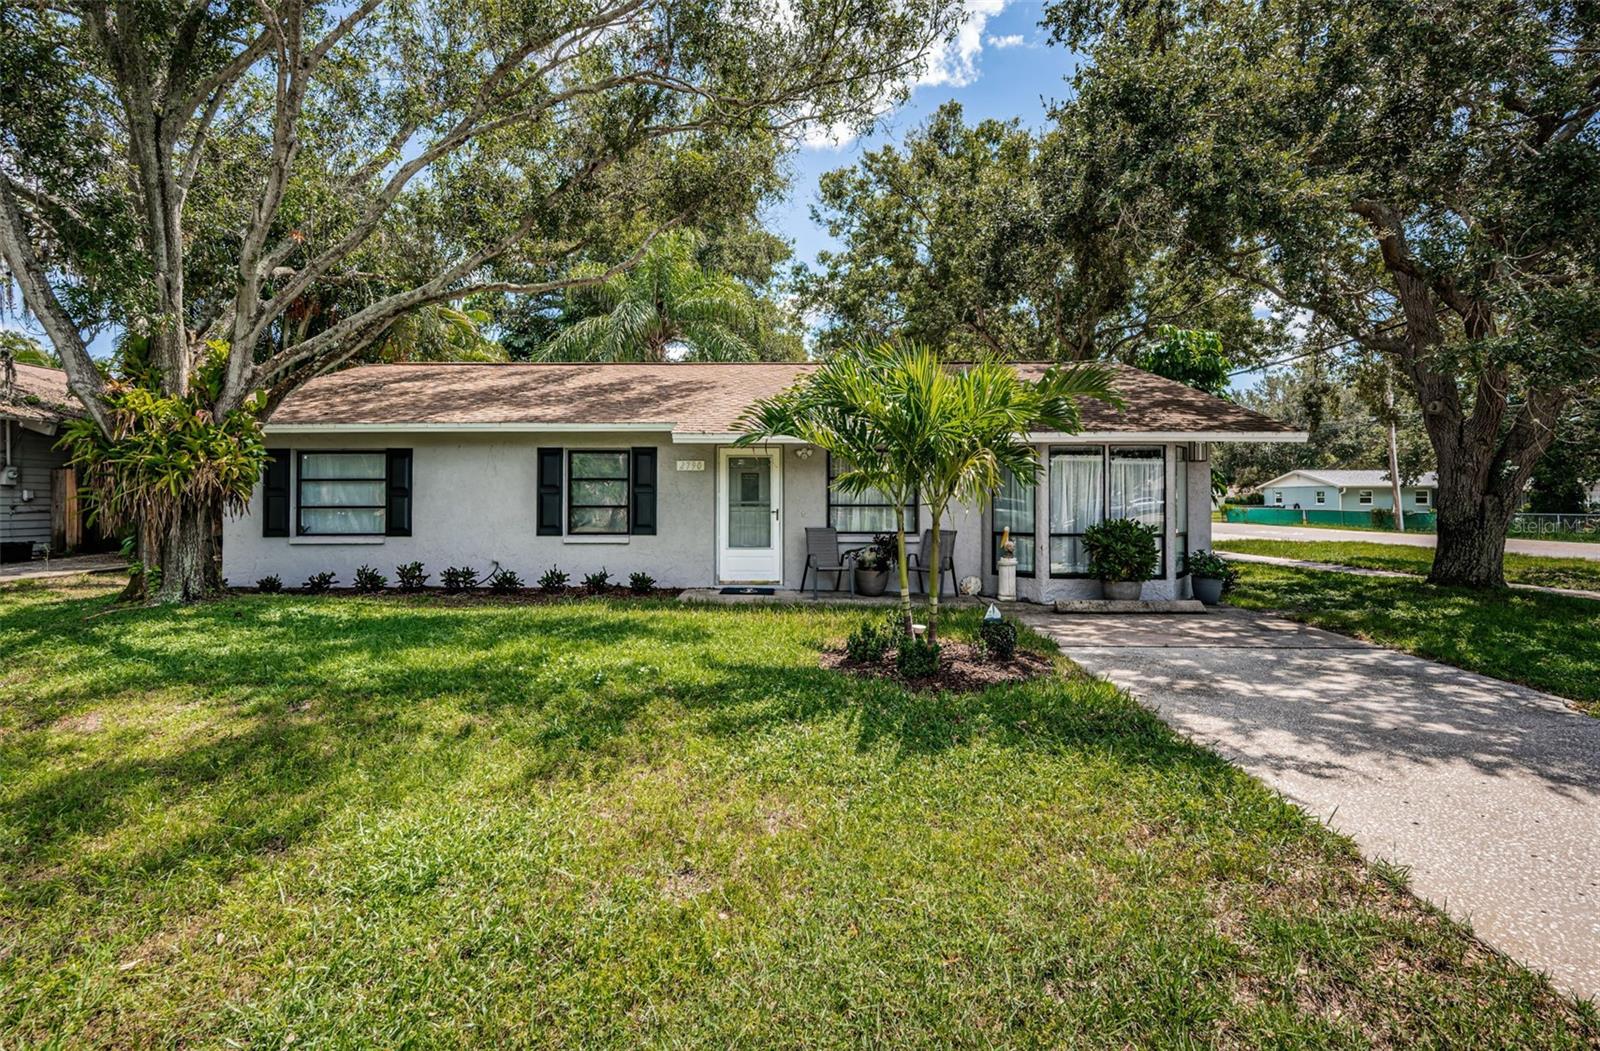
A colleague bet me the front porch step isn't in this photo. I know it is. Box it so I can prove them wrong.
[1052,599,1209,614]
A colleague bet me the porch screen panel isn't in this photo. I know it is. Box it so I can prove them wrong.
[828,455,914,533]
[298,452,386,535]
[992,466,1035,575]
[1110,446,1165,575]
[1048,447,1103,575]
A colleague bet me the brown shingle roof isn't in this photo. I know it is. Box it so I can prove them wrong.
[267,361,1303,438]
[1,362,80,428]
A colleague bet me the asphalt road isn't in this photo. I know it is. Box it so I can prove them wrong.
[1213,522,1600,561]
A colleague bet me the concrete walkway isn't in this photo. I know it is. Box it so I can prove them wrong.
[0,553,123,583]
[1021,607,1600,1001]
[1221,550,1600,602]
[1215,521,1600,561]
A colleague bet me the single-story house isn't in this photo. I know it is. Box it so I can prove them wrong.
[223,362,1307,601]
[1255,469,1438,513]
[1,361,84,561]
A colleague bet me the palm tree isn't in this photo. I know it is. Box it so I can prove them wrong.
[739,343,1121,643]
[541,231,763,362]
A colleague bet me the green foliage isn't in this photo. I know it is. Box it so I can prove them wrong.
[978,619,1017,661]
[1135,328,1230,396]
[353,565,388,594]
[853,533,900,571]
[895,636,941,679]
[582,569,612,593]
[1182,550,1238,593]
[440,567,479,592]
[58,359,267,539]
[487,568,525,593]
[538,566,570,593]
[1083,518,1159,582]
[628,572,657,594]
[394,562,429,591]
[794,102,1282,362]
[844,618,891,663]
[0,330,60,367]
[1371,508,1396,530]
[536,231,778,363]
[254,575,283,594]
[303,572,337,594]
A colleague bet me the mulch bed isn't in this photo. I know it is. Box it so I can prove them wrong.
[231,586,683,603]
[822,641,1055,693]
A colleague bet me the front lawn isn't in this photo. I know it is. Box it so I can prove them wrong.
[3,579,1595,1047]
[1226,562,1600,713]
[1215,538,1600,593]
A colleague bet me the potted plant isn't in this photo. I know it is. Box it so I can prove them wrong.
[1082,518,1158,600]
[852,532,898,597]
[1183,549,1237,605]
[996,528,1018,602]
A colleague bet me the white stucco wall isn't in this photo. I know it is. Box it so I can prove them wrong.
[225,434,1211,601]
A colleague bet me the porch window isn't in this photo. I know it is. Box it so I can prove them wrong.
[1048,447,1103,576]
[827,454,916,533]
[298,452,386,535]
[992,465,1036,576]
[1175,447,1188,574]
[568,451,630,534]
[1110,446,1165,576]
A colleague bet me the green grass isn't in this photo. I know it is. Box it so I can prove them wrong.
[1226,562,1600,712]
[1214,538,1600,593]
[3,579,1596,1047]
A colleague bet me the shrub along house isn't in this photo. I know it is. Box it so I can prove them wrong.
[223,362,1305,599]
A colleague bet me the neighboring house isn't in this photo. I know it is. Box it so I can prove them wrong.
[223,362,1306,601]
[1255,469,1437,513]
[0,361,83,561]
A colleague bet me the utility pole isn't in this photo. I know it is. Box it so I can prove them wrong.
[1385,372,1406,533]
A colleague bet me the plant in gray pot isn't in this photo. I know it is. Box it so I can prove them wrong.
[852,533,898,597]
[1183,549,1237,605]
[1082,518,1159,600]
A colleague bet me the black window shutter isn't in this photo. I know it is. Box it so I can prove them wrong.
[537,447,563,535]
[631,447,657,535]
[385,449,413,537]
[262,448,290,537]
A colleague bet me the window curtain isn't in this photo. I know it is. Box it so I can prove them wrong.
[993,467,1035,575]
[299,452,386,535]
[1048,448,1103,575]
[829,456,912,533]
[1109,446,1165,574]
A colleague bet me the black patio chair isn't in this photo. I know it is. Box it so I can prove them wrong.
[909,528,958,597]
[800,527,856,599]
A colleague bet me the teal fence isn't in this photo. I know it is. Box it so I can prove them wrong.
[1223,506,1437,531]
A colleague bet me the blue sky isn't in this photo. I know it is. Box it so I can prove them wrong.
[770,2,1074,272]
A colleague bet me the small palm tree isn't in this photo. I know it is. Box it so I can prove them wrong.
[541,231,763,362]
[739,343,1121,643]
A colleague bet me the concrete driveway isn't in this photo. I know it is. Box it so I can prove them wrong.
[1214,521,1600,561]
[1022,607,1600,1001]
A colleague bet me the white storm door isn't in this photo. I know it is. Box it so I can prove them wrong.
[718,448,783,583]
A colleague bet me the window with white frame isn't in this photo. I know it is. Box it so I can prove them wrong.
[297,452,387,535]
[1358,489,1373,505]
[1272,490,1284,505]
[1415,489,1429,506]
[568,451,630,534]
[1315,490,1326,505]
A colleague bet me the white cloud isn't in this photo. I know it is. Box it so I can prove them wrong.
[802,0,1014,148]
[985,33,1025,49]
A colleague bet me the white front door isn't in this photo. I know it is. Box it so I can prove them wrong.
[718,448,783,583]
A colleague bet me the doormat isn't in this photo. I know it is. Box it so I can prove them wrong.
[720,587,776,595]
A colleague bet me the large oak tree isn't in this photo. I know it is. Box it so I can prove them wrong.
[1048,0,1600,587]
[0,0,956,600]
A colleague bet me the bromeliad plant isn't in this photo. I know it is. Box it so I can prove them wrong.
[59,346,268,603]
[742,343,1120,643]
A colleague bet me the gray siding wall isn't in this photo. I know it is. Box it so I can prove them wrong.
[1,422,66,549]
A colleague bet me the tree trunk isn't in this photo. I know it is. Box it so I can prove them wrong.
[1427,460,1513,589]
[895,521,914,637]
[926,524,942,644]
[153,502,221,603]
